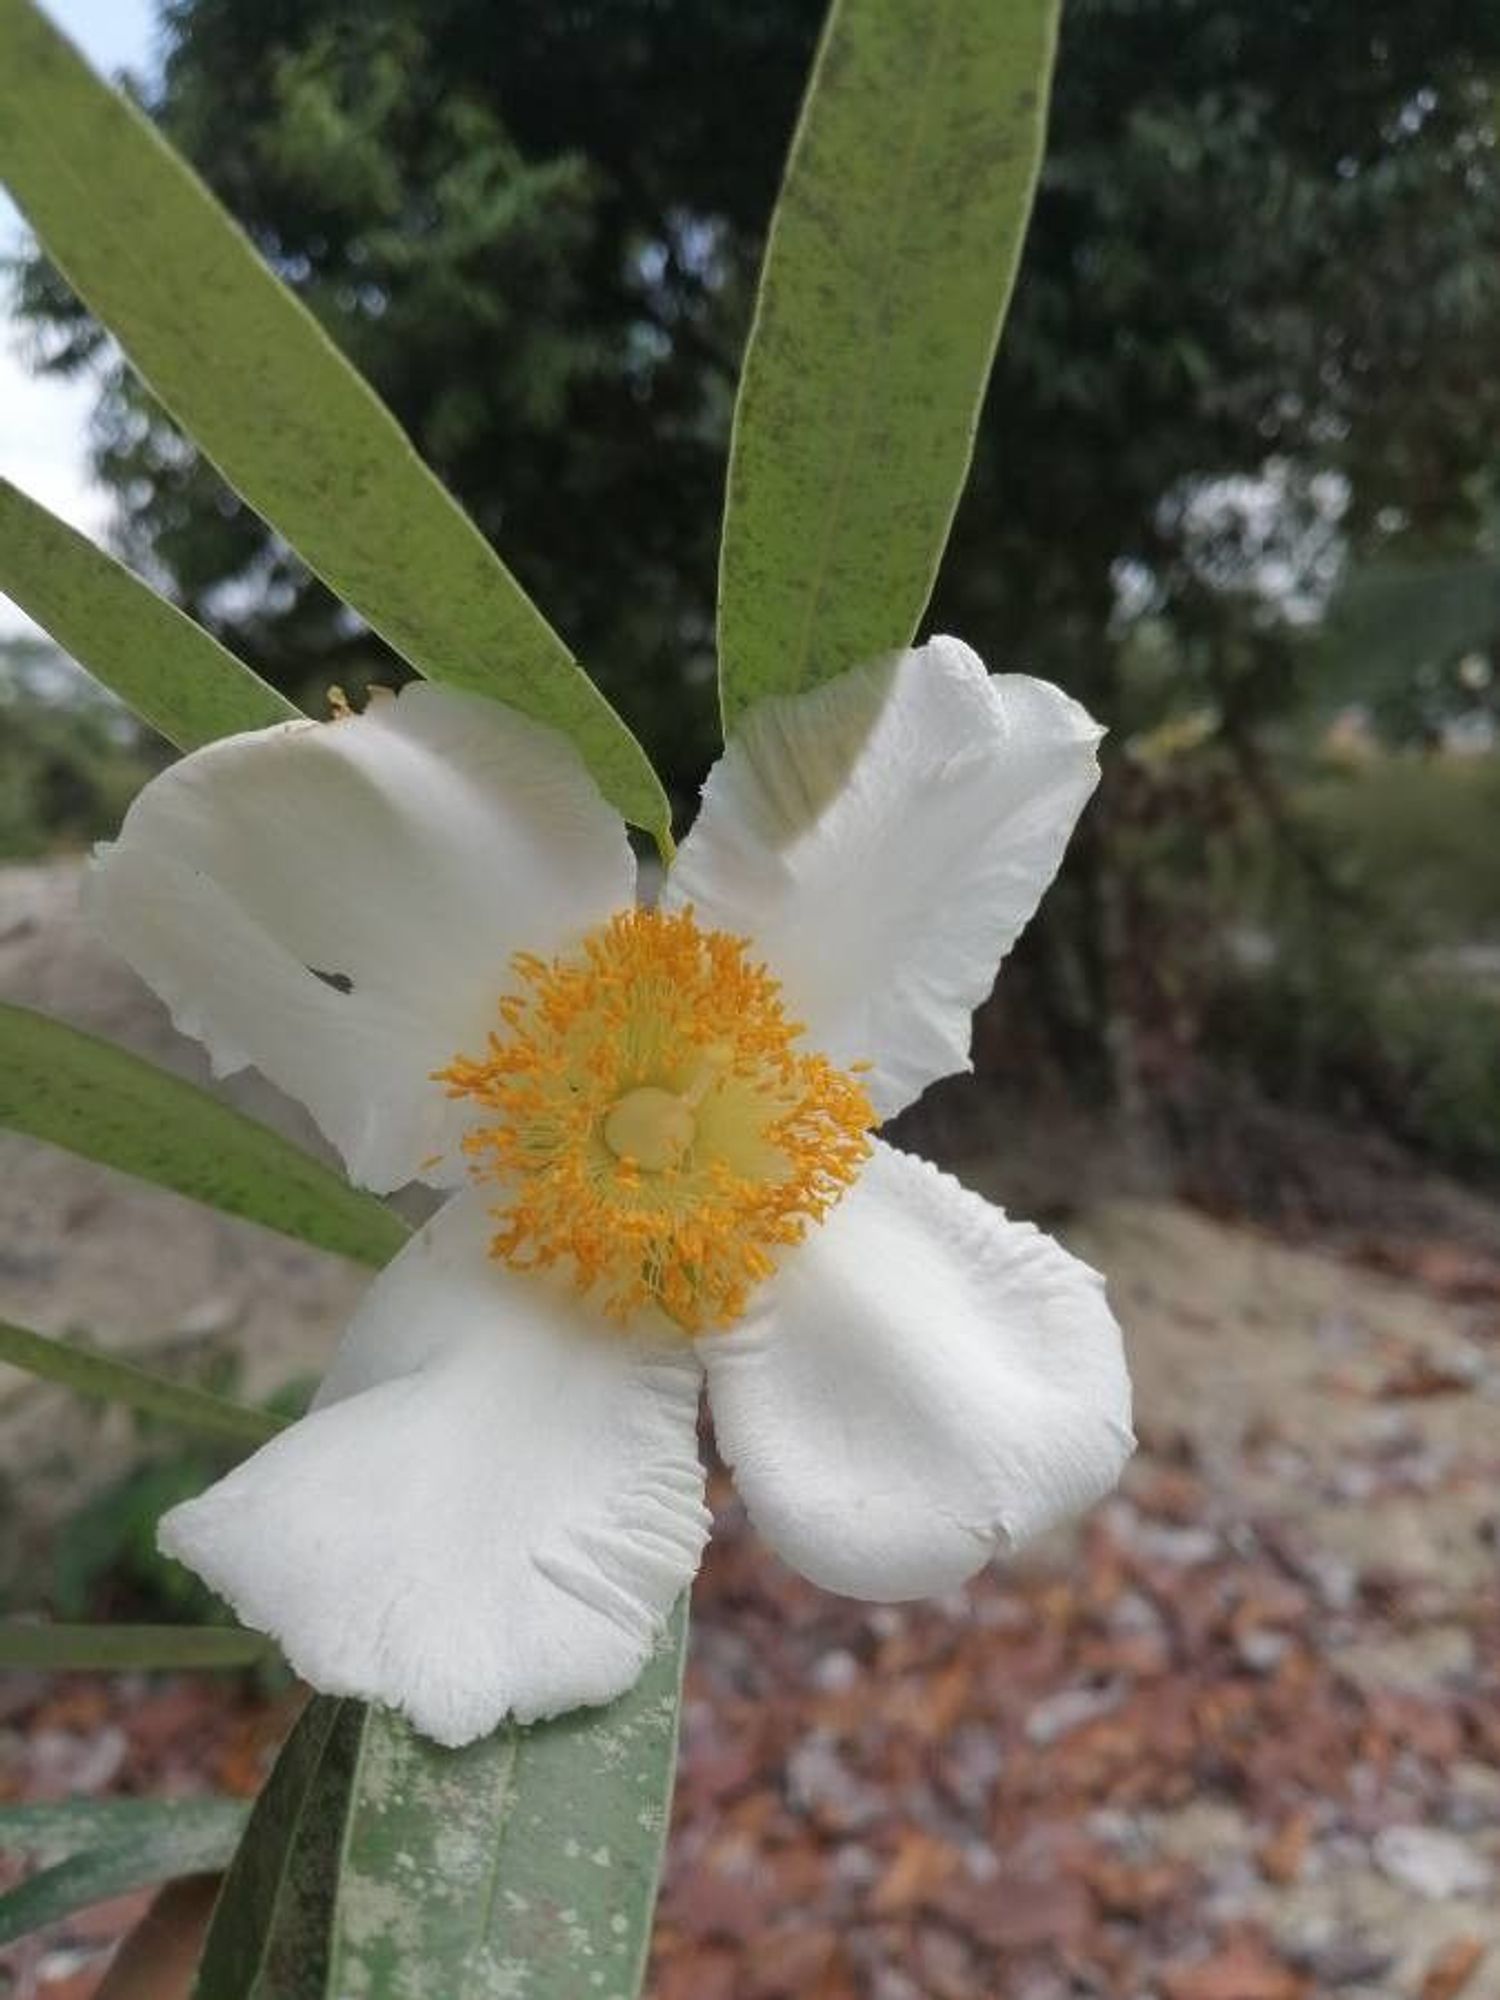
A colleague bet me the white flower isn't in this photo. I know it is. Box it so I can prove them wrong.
[88,635,1132,1747]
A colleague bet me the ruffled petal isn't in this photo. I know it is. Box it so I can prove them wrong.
[160,1192,708,1746]
[87,683,634,1191]
[702,1140,1132,1600]
[664,637,1100,1118]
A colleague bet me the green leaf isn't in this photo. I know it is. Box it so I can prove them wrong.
[718,0,1061,727]
[0,1317,283,1448]
[328,1600,689,2000]
[0,1798,248,1854]
[185,1613,689,1998]
[0,1621,275,1670]
[193,1697,364,2000]
[0,1799,248,1947]
[0,0,671,844]
[0,1004,408,1268]
[0,477,299,750]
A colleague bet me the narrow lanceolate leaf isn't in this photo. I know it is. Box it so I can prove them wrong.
[193,1697,364,2000]
[0,1621,275,1671]
[0,0,671,843]
[718,0,1061,727]
[328,1602,690,2000]
[0,1799,248,1948]
[0,1318,283,1447]
[0,1798,249,1855]
[0,1004,408,1268]
[0,478,298,750]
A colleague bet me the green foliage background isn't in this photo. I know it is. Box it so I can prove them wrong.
[11,0,1500,1173]
[0,637,156,857]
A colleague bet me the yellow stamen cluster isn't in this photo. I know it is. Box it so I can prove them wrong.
[436,907,875,1333]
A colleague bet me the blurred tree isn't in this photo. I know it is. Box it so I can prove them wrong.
[12,0,821,792]
[12,0,1500,1106]
[0,638,157,858]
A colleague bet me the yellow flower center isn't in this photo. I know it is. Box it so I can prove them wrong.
[436,907,875,1333]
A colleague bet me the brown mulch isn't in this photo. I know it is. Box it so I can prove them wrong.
[5,1203,1500,1998]
[4,1442,1496,1999]
[647,1454,1500,2000]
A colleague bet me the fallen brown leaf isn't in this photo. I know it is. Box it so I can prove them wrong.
[1085,1853,1191,1917]
[869,1829,963,1915]
[1421,1937,1487,2000]
[1378,1355,1476,1399]
[742,1923,846,1999]
[1161,1939,1308,2000]
[650,1942,740,2000]
[933,1868,1093,1953]
[1259,1809,1313,1885]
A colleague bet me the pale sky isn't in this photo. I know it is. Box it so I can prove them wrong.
[1,0,159,637]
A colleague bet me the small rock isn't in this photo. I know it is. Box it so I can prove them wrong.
[869,1973,924,2000]
[1131,1521,1224,1567]
[1372,1826,1493,1900]
[1112,1589,1167,1634]
[1303,1550,1360,1611]
[1447,1761,1500,1831]
[172,1290,244,1339]
[1237,1629,1291,1674]
[785,1731,881,1831]
[1287,1940,1394,1987]
[28,1723,128,1795]
[808,1648,859,1693]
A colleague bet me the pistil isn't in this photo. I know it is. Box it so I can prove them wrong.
[602,1086,696,1171]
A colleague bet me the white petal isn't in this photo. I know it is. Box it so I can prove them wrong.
[703,1140,1132,1600]
[87,684,633,1191]
[160,1192,708,1746]
[665,637,1100,1118]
